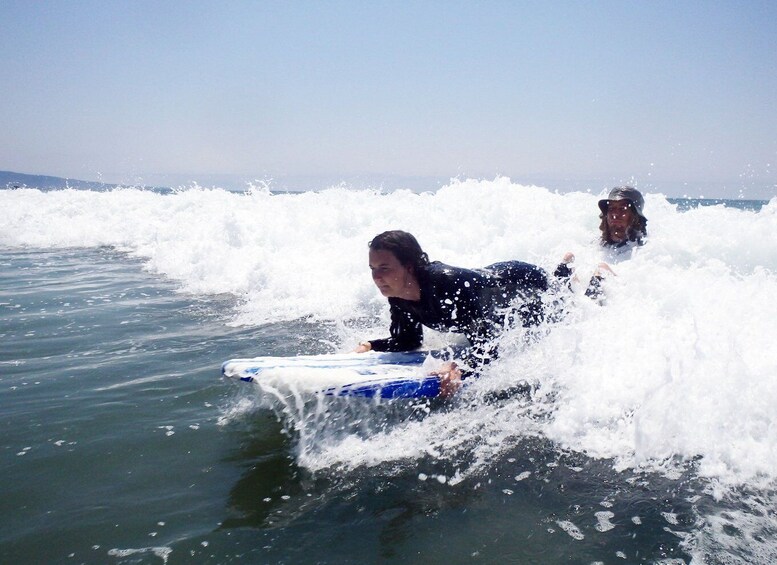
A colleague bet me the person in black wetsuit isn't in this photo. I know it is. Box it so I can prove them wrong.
[354,230,550,396]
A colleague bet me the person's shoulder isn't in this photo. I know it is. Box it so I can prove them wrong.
[424,263,487,298]
[426,260,450,271]
[426,261,481,280]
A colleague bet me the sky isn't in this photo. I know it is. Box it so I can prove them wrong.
[1,0,776,198]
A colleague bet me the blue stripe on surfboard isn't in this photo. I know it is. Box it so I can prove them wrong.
[322,376,442,399]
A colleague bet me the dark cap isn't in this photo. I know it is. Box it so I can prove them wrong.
[598,186,646,220]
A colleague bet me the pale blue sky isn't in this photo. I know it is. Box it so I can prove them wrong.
[2,0,776,198]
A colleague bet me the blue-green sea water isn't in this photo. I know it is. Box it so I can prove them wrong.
[2,180,776,564]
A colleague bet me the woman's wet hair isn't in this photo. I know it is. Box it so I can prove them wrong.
[368,230,430,272]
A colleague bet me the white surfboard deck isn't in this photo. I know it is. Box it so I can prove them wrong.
[221,350,448,399]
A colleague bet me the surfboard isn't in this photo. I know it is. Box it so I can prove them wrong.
[221,350,450,399]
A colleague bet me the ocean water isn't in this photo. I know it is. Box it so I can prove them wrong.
[1,178,776,564]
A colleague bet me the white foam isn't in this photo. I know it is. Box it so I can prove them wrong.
[3,180,777,490]
[556,519,585,540]
[107,546,172,563]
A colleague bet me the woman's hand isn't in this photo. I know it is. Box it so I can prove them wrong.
[354,341,372,353]
[429,361,462,399]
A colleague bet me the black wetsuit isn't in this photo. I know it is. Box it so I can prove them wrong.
[368,261,549,367]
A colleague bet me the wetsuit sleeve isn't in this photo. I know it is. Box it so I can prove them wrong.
[553,263,573,280]
[459,260,558,371]
[459,327,500,371]
[368,300,423,352]
[456,286,503,371]
[584,275,604,301]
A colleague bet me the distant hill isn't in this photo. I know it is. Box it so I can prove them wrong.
[0,170,121,191]
[0,170,174,193]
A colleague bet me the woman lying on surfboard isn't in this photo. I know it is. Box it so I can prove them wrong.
[354,230,551,397]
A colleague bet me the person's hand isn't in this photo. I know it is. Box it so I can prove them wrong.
[594,262,616,278]
[354,341,372,353]
[429,361,462,399]
[557,252,578,283]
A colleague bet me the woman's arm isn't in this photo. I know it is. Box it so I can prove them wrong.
[361,301,423,352]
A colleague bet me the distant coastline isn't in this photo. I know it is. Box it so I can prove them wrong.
[0,170,179,194]
[1,170,771,210]
[0,170,123,192]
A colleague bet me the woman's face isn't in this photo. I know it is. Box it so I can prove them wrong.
[605,200,636,242]
[368,248,415,298]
